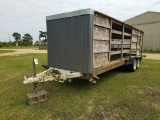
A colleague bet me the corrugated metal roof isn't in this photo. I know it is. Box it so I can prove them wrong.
[125,11,160,26]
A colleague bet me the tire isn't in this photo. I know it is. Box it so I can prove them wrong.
[136,58,140,69]
[129,58,137,72]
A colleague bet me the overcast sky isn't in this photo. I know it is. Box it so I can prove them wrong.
[0,0,160,42]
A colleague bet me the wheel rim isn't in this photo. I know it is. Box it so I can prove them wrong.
[137,59,140,68]
[133,59,137,70]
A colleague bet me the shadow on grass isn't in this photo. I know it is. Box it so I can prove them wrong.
[61,66,125,90]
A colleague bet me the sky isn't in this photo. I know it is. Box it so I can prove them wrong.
[0,0,160,43]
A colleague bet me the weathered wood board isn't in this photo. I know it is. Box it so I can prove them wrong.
[94,13,110,28]
[94,26,109,40]
[93,53,108,69]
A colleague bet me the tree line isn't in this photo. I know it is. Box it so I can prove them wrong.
[0,32,33,47]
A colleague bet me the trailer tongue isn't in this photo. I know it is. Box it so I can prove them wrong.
[23,67,83,84]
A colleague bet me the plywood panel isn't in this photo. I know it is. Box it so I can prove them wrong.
[93,40,109,53]
[93,53,108,69]
[131,43,140,49]
[133,29,138,35]
[94,15,110,28]
[94,26,109,40]
[132,36,138,42]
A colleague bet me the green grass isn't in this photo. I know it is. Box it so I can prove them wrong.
[0,50,15,54]
[143,50,160,54]
[0,54,160,119]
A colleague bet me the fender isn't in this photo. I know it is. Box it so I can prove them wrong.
[125,56,142,65]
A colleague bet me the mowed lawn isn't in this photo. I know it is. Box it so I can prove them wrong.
[0,54,160,120]
[0,46,38,49]
[0,50,15,54]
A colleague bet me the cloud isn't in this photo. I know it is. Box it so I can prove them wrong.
[0,0,160,42]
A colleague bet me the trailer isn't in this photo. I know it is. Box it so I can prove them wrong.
[24,8,144,103]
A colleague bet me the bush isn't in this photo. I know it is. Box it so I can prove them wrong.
[0,42,3,47]
[3,42,6,47]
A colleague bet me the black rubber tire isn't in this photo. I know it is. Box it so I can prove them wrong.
[129,58,137,72]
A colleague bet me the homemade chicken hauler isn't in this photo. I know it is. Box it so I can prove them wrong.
[24,8,144,85]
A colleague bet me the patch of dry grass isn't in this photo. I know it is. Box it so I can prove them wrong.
[0,50,15,54]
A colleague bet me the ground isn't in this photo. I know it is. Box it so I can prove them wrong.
[0,48,46,56]
[144,53,160,60]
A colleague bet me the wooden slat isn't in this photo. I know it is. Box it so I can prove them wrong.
[93,40,109,53]
[112,20,122,26]
[133,34,142,37]
[123,50,131,53]
[94,26,109,40]
[112,30,122,35]
[123,39,131,44]
[133,28,138,35]
[93,53,108,69]
[124,32,131,36]
[131,43,140,49]
[111,50,121,55]
[111,40,121,44]
[132,36,138,42]
[111,40,131,44]
[111,50,130,55]
[94,16,110,28]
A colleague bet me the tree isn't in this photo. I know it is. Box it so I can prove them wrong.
[34,41,40,46]
[12,32,21,47]
[39,31,47,48]
[22,33,33,46]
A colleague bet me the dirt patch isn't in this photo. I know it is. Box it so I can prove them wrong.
[129,85,160,98]
[129,86,160,109]
[144,53,160,60]
[143,101,160,109]
[133,86,160,98]
[88,99,94,113]
[2,103,14,108]
[0,49,47,56]
[95,110,120,120]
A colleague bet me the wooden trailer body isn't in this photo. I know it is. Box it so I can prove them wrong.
[46,8,144,77]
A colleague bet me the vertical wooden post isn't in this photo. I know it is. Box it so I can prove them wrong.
[109,18,112,63]
[136,35,138,55]
[121,24,124,59]
[130,28,133,57]
[141,32,144,56]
